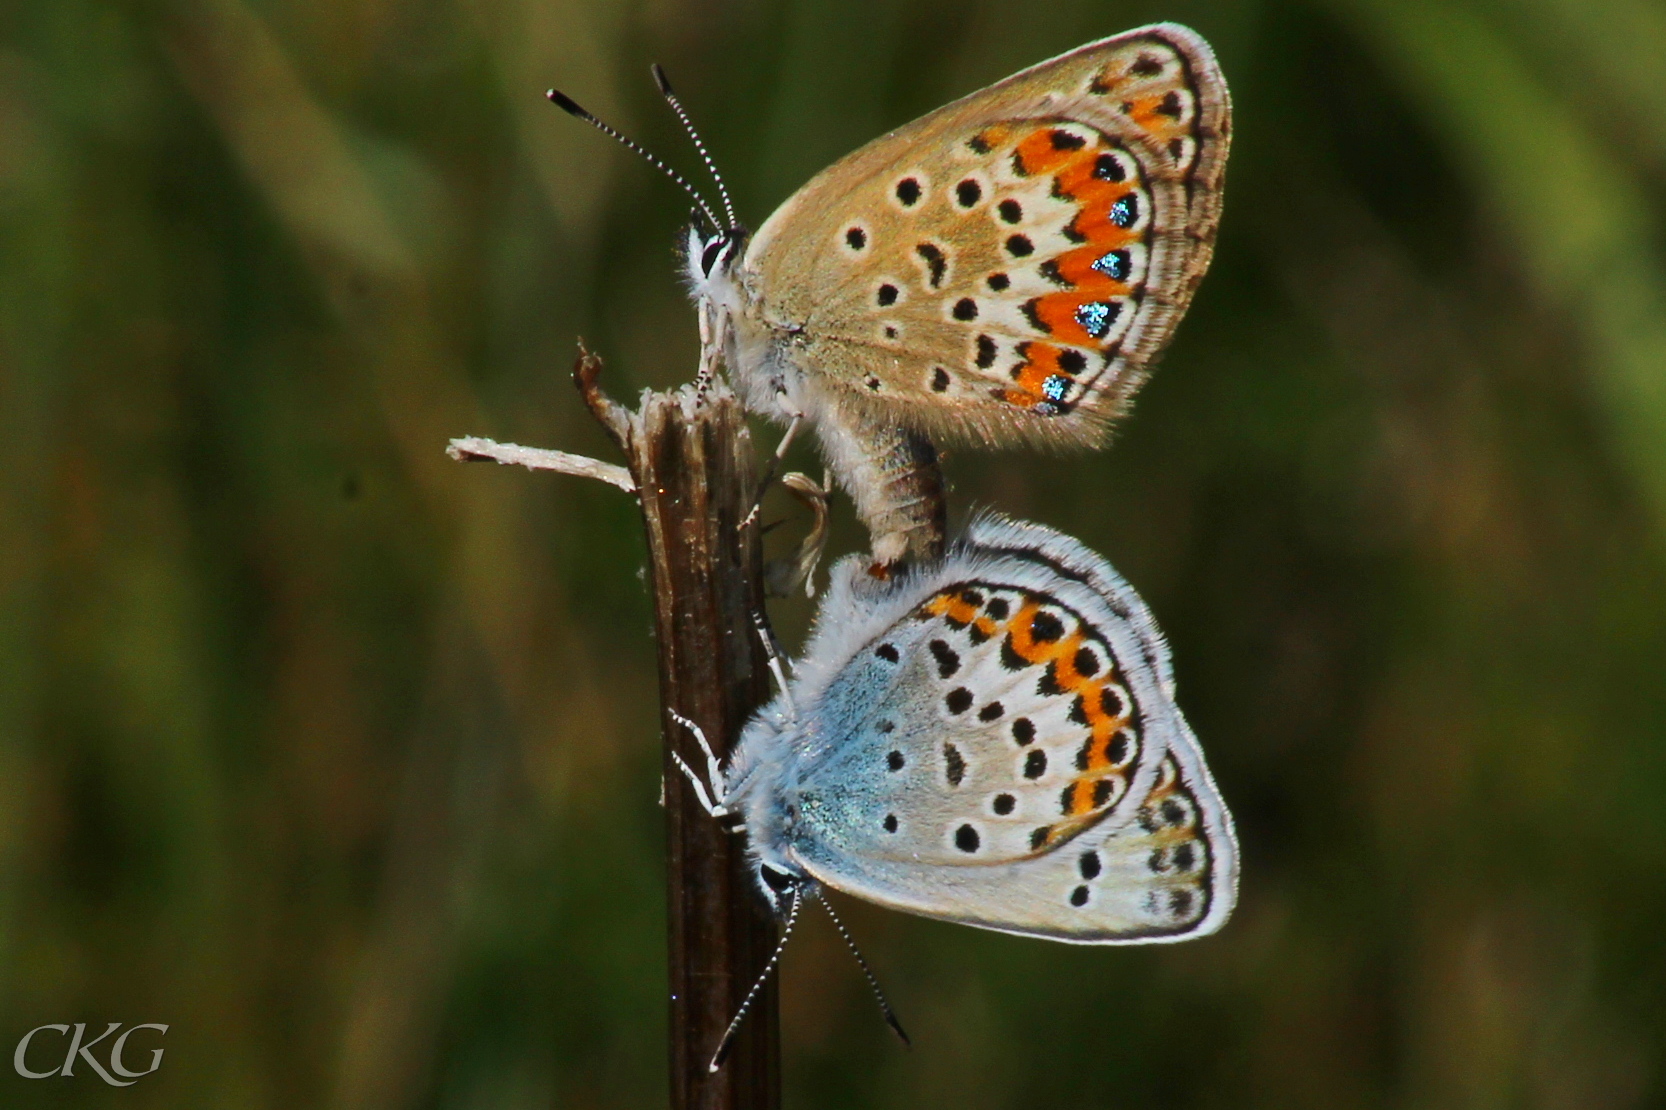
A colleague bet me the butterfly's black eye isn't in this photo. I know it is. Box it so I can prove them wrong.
[700,237,727,277]
[759,864,794,893]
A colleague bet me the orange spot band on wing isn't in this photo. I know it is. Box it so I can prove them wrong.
[921,589,1138,836]
[1003,126,1145,356]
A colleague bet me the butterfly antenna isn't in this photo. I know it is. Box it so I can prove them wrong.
[820,895,911,1047]
[546,88,721,232]
[652,64,738,232]
[709,885,802,1072]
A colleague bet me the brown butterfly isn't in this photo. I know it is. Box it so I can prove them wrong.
[559,24,1230,565]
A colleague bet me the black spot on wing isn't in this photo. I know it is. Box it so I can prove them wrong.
[943,743,966,786]
[1030,610,1064,643]
[915,242,946,287]
[1021,298,1049,334]
[1038,662,1065,697]
[1075,736,1094,771]
[1109,731,1130,764]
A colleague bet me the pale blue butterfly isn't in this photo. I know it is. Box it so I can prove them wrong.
[675,514,1238,1063]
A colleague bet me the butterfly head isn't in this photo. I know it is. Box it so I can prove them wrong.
[754,859,810,915]
[683,221,750,303]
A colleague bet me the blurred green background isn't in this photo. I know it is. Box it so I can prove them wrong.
[4,0,1666,1106]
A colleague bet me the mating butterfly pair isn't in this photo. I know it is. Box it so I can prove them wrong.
[555,20,1235,1020]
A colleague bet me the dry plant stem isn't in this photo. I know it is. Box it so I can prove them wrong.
[575,350,783,1110]
[445,435,635,491]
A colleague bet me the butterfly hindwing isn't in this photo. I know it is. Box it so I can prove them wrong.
[795,580,1163,868]
[741,515,1237,942]
[741,23,1229,449]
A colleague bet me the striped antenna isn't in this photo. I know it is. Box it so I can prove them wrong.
[651,64,739,231]
[546,88,721,232]
[821,895,911,1047]
[708,884,802,1072]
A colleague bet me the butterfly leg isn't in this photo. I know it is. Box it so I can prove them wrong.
[695,301,716,394]
[762,470,829,598]
[667,710,729,818]
[695,298,730,395]
[739,391,805,532]
[750,613,798,718]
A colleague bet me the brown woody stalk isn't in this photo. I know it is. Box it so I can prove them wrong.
[453,348,781,1108]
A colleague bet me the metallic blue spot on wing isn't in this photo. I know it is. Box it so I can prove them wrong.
[1076,301,1118,339]
[1091,249,1132,281]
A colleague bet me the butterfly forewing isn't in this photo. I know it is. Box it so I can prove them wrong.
[742,24,1228,449]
